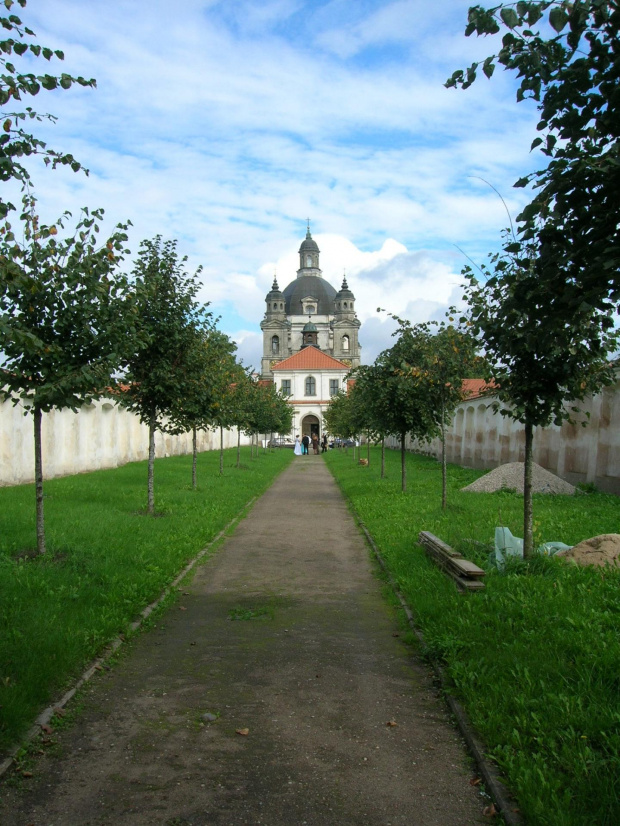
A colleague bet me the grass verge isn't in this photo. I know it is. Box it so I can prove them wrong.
[0,446,292,754]
[325,447,620,826]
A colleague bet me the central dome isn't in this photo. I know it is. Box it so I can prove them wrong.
[282,274,337,316]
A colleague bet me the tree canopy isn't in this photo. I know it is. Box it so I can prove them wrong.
[447,1,620,312]
[0,0,96,217]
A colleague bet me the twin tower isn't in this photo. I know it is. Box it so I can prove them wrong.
[260,227,362,379]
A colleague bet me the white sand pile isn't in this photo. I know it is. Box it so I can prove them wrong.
[462,462,576,495]
[556,534,620,567]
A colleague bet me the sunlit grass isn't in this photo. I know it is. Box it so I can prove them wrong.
[0,446,293,753]
[326,447,620,826]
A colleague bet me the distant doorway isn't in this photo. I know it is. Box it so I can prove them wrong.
[302,414,320,440]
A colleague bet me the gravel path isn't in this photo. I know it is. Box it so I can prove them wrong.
[1,457,486,825]
[462,461,576,495]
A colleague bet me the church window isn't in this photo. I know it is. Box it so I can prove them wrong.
[305,376,316,396]
[271,335,279,354]
[281,379,291,396]
[342,335,350,351]
[306,255,312,267]
[343,302,348,308]
[329,379,339,396]
[273,302,278,310]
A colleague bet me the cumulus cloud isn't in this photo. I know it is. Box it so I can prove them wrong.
[15,0,542,373]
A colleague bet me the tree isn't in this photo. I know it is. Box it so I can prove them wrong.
[393,318,480,508]
[446,1,620,313]
[121,237,210,514]
[168,326,238,486]
[244,381,293,458]
[462,237,618,556]
[0,196,135,553]
[347,366,386,469]
[371,329,444,493]
[0,0,96,217]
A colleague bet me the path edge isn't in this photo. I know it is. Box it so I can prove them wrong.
[0,496,257,781]
[340,487,523,826]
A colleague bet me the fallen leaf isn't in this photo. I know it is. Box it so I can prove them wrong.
[179,606,187,611]
[94,664,103,671]
[483,803,497,818]
[53,707,66,717]
[470,776,482,786]
[386,720,397,727]
[21,771,33,778]
[40,724,53,735]
[236,728,250,736]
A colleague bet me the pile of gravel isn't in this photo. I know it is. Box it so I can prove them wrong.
[462,462,576,495]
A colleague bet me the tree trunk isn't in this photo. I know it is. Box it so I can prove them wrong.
[367,431,370,465]
[219,425,224,476]
[148,414,156,515]
[192,425,197,490]
[401,432,406,493]
[237,427,241,468]
[441,400,447,510]
[523,421,534,558]
[33,405,46,555]
[381,437,385,479]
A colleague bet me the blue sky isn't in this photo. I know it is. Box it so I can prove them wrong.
[12,0,543,370]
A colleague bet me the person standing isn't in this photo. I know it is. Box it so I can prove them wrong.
[294,435,302,456]
[321,433,327,453]
[302,434,310,455]
[312,433,319,455]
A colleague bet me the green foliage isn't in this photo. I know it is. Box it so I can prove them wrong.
[121,236,211,430]
[326,447,620,826]
[447,1,620,312]
[0,447,293,752]
[0,0,96,217]
[0,195,136,412]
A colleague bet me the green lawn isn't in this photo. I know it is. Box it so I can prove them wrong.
[325,446,620,826]
[0,446,292,753]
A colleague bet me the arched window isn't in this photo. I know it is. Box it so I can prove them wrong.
[342,335,350,351]
[305,376,316,396]
[271,335,279,354]
[273,302,278,310]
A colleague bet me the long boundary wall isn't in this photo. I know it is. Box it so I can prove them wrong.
[392,378,620,495]
[0,397,250,486]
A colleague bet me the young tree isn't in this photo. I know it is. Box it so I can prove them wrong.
[0,0,96,218]
[462,238,618,556]
[373,326,450,493]
[447,1,620,313]
[121,237,210,514]
[0,196,135,553]
[167,326,237,487]
[393,319,480,508]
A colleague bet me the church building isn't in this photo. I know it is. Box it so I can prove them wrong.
[260,224,362,440]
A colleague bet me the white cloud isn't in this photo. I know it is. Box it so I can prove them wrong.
[11,0,545,374]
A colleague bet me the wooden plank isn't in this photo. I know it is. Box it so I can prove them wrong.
[418,531,462,558]
[447,557,486,579]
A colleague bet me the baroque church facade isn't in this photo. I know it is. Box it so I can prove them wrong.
[260,225,362,439]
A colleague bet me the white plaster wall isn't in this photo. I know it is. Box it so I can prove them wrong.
[0,397,250,486]
[396,377,620,495]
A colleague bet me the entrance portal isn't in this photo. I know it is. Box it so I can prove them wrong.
[302,414,320,440]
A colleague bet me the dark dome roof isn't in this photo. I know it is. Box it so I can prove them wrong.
[299,229,319,254]
[303,320,318,332]
[335,276,354,300]
[282,275,336,315]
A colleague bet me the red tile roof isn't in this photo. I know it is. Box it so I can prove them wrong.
[272,348,349,371]
[461,378,496,400]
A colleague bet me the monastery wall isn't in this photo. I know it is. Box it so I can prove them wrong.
[388,377,620,495]
[0,397,249,486]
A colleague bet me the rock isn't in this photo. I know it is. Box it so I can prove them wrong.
[201,712,218,723]
[555,534,620,567]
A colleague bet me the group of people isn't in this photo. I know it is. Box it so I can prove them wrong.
[294,433,328,456]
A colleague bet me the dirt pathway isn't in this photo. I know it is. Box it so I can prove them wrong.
[1,457,486,825]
